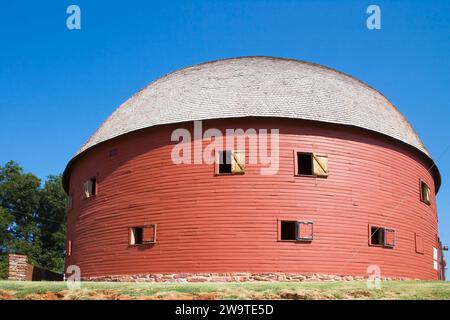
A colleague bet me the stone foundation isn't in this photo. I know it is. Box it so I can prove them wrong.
[82,272,413,283]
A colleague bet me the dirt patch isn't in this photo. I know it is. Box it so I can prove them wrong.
[137,292,219,300]
[0,290,15,300]
[277,289,336,300]
[194,293,219,300]
[18,290,124,300]
[346,290,372,298]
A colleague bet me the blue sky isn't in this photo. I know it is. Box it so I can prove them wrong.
[0,1,449,277]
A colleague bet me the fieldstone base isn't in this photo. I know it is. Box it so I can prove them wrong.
[81,272,413,283]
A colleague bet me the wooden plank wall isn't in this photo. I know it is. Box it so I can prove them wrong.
[65,118,440,280]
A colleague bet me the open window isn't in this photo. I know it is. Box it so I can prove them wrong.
[82,177,96,199]
[297,153,313,175]
[280,221,297,240]
[420,181,431,205]
[295,152,328,178]
[129,224,156,245]
[369,225,396,248]
[279,220,314,241]
[216,150,245,175]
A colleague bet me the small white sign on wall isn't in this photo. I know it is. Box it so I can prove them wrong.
[433,247,438,270]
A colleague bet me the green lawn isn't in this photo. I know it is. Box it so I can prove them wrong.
[0,280,449,300]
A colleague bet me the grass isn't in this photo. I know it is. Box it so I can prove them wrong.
[0,280,449,300]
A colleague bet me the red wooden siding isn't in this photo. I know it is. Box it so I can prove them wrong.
[65,118,440,280]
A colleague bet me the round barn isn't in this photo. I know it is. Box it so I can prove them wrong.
[63,57,445,281]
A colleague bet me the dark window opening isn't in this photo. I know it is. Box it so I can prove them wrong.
[420,181,431,205]
[371,226,385,245]
[297,153,313,175]
[90,177,96,196]
[83,177,97,199]
[133,228,144,244]
[130,225,156,245]
[132,227,144,245]
[281,221,297,240]
[370,225,396,247]
[218,151,232,174]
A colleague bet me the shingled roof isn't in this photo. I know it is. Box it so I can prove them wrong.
[77,56,430,159]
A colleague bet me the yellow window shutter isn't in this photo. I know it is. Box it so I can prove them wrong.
[425,185,431,203]
[231,150,245,174]
[313,154,329,177]
[83,181,90,198]
[130,228,136,245]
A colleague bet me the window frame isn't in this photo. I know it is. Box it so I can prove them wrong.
[214,149,245,176]
[278,219,314,242]
[82,176,97,199]
[129,224,157,246]
[293,150,329,178]
[368,224,396,248]
[294,151,314,177]
[420,180,431,205]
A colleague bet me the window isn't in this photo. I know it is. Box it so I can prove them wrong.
[83,177,96,199]
[129,225,156,245]
[279,220,314,241]
[295,152,328,177]
[369,225,396,248]
[297,153,313,175]
[109,148,118,158]
[216,150,245,175]
[415,233,424,254]
[280,221,296,240]
[420,181,431,205]
[218,150,232,174]
[370,226,385,245]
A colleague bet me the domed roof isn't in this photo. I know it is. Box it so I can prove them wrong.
[78,56,430,159]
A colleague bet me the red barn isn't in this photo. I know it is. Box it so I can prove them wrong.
[63,57,445,281]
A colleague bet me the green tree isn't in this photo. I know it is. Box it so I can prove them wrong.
[36,175,67,272]
[0,161,41,266]
[0,207,14,278]
[0,161,67,279]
